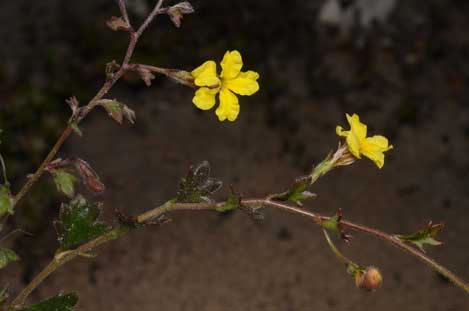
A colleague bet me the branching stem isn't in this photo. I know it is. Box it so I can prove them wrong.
[8,198,468,310]
[5,1,469,310]
[12,0,166,209]
[118,0,132,30]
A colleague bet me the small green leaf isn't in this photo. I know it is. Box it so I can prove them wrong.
[176,161,223,203]
[70,123,82,137]
[18,292,78,311]
[98,99,136,124]
[57,195,109,250]
[396,222,444,252]
[0,186,13,216]
[270,176,316,206]
[0,248,19,269]
[319,215,340,233]
[52,169,78,198]
[216,193,240,212]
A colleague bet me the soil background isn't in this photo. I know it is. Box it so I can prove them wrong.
[1,0,469,310]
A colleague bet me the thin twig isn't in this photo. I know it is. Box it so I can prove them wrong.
[118,0,132,29]
[9,198,468,310]
[12,1,166,210]
[0,153,9,185]
[322,229,356,268]
[13,126,73,206]
[136,0,165,37]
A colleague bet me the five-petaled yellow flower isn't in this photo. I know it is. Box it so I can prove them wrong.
[336,113,393,169]
[191,50,260,122]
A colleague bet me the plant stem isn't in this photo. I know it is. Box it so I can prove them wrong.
[322,229,357,268]
[13,126,73,206]
[11,0,165,210]
[7,227,129,310]
[0,153,9,186]
[8,198,468,310]
[136,0,165,37]
[252,200,469,293]
[118,0,132,29]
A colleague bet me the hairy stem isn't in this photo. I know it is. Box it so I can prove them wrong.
[118,0,132,30]
[136,0,165,37]
[13,126,73,206]
[11,0,165,210]
[8,227,128,310]
[0,153,9,185]
[8,198,468,309]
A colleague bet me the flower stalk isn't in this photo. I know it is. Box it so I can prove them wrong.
[8,197,468,310]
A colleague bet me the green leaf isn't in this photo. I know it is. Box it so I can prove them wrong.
[216,192,240,212]
[52,169,78,198]
[98,99,136,124]
[396,222,444,252]
[319,215,340,233]
[18,293,78,311]
[269,176,316,206]
[0,185,13,216]
[70,122,82,137]
[176,161,222,203]
[57,195,109,250]
[0,247,19,269]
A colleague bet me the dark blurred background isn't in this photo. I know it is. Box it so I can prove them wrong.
[1,0,469,310]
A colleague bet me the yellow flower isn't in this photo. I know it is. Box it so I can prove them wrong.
[336,113,393,169]
[191,50,260,121]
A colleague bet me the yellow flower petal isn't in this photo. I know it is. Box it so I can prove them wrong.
[366,135,393,151]
[345,132,362,159]
[216,88,239,121]
[336,113,367,159]
[224,70,260,96]
[361,136,393,169]
[220,50,243,80]
[346,113,367,143]
[191,60,220,87]
[336,125,349,137]
[192,87,219,110]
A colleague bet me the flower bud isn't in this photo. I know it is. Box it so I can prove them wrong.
[355,266,383,291]
[73,158,105,195]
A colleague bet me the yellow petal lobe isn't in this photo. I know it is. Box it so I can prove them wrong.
[216,88,240,121]
[192,87,219,110]
[346,132,362,159]
[346,113,367,143]
[361,136,393,169]
[225,70,260,95]
[336,125,349,137]
[191,61,220,87]
[220,50,243,80]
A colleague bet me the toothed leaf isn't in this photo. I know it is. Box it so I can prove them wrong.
[18,293,78,311]
[57,195,109,250]
[176,161,222,203]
